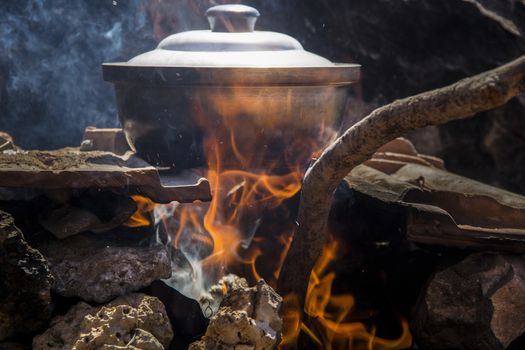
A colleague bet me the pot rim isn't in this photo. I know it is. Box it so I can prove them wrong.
[102,63,361,87]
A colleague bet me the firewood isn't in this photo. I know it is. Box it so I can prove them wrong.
[277,54,525,336]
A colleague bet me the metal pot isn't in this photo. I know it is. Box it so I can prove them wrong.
[103,4,360,171]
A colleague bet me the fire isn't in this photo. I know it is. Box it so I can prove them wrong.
[151,85,412,348]
[280,240,412,349]
[163,137,303,292]
[125,195,156,227]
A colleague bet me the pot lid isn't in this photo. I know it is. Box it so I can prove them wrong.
[127,4,336,67]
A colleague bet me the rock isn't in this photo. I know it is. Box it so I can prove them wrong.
[253,280,283,335]
[80,127,131,155]
[189,308,275,350]
[34,233,171,303]
[38,192,137,239]
[0,131,17,152]
[412,253,525,350]
[190,278,282,350]
[125,328,164,350]
[199,274,250,317]
[33,293,173,350]
[0,210,53,341]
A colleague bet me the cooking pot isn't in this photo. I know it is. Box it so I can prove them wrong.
[102,4,360,171]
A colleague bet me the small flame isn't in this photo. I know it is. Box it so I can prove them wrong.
[280,240,413,349]
[125,195,156,227]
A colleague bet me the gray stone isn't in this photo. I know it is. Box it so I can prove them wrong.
[190,278,282,350]
[35,233,171,303]
[33,293,173,350]
[125,328,165,350]
[0,210,53,341]
[199,274,250,317]
[39,194,137,239]
[412,253,525,350]
[253,280,283,338]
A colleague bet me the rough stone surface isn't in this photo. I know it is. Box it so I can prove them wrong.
[34,233,171,303]
[199,274,250,318]
[0,210,53,341]
[412,253,525,350]
[33,293,173,350]
[0,131,17,152]
[39,193,137,239]
[125,328,164,350]
[190,279,282,350]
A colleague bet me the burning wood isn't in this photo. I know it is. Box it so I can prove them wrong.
[1,2,525,349]
[278,54,525,333]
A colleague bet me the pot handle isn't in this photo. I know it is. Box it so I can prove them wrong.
[205,4,260,33]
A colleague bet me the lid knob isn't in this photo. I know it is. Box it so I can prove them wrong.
[205,4,260,33]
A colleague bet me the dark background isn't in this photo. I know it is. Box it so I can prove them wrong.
[1,0,524,193]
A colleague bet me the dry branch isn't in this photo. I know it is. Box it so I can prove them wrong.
[277,55,525,322]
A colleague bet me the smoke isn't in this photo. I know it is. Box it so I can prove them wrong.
[153,201,215,316]
[0,0,321,150]
[0,0,155,149]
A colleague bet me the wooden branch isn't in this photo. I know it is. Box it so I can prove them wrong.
[277,55,525,320]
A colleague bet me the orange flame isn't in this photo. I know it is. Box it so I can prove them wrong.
[174,138,303,287]
[124,195,156,227]
[155,84,412,349]
[280,240,412,350]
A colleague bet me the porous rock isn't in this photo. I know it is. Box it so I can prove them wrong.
[412,253,525,350]
[199,274,250,317]
[34,233,171,303]
[33,293,173,350]
[39,192,137,239]
[190,278,282,350]
[0,210,53,341]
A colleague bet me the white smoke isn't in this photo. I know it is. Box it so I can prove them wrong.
[0,0,154,149]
